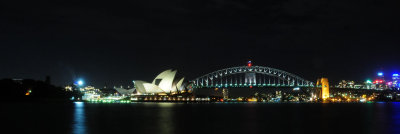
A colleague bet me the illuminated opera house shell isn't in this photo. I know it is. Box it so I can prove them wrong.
[134,69,185,94]
[114,87,135,95]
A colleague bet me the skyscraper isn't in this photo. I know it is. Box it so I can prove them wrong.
[374,72,387,90]
[393,74,399,88]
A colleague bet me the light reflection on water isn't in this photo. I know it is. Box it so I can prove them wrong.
[157,103,175,134]
[392,102,400,134]
[157,102,175,108]
[73,102,87,134]
[65,102,400,134]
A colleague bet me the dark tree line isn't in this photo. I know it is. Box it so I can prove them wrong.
[0,79,79,101]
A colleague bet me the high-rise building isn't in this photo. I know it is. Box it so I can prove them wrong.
[374,72,388,90]
[393,74,400,88]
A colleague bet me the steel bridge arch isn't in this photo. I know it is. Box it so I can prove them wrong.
[191,66,314,88]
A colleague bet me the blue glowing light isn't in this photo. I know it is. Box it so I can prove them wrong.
[393,74,399,77]
[378,72,383,76]
[76,80,84,86]
[73,102,86,134]
[79,81,83,85]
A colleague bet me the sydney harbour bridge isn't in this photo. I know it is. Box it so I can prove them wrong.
[188,62,322,99]
[191,65,314,89]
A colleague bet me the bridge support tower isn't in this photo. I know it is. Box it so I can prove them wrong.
[317,78,330,100]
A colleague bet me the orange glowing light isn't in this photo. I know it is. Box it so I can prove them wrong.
[248,98,257,102]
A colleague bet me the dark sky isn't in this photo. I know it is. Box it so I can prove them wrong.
[1,0,399,87]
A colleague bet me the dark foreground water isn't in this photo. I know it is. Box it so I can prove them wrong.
[2,102,400,134]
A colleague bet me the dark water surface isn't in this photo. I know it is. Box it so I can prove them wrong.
[2,102,400,134]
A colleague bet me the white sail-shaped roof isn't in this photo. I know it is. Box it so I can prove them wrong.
[157,70,177,93]
[142,83,165,93]
[176,77,185,91]
[152,69,173,85]
[115,88,135,95]
[133,70,183,94]
[133,80,147,94]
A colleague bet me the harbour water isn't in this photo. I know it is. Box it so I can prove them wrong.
[2,102,400,134]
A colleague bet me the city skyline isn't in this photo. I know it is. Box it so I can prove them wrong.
[1,60,399,88]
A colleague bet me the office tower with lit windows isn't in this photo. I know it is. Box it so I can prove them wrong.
[393,74,400,88]
[374,72,387,90]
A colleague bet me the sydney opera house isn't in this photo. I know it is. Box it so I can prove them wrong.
[132,69,186,95]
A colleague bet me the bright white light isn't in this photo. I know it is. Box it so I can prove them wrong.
[77,80,84,86]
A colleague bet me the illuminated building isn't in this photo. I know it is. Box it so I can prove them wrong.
[222,88,229,99]
[276,91,282,98]
[82,93,100,100]
[393,74,399,88]
[337,80,355,88]
[374,72,388,90]
[80,86,102,100]
[317,78,329,100]
[80,86,97,92]
[363,80,373,89]
[354,84,363,89]
[134,69,185,94]
[114,87,136,95]
[65,86,73,91]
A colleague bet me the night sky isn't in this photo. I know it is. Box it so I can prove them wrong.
[1,1,399,87]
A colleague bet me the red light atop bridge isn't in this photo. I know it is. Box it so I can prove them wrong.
[247,61,252,67]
